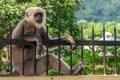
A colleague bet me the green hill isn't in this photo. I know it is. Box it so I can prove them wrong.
[75,0,120,23]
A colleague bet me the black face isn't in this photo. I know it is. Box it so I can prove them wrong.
[34,12,43,23]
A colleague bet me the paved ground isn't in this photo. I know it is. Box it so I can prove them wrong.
[0,75,120,80]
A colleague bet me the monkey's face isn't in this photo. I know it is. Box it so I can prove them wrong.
[25,7,46,28]
[34,12,43,23]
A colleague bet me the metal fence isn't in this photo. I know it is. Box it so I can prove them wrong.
[0,26,120,76]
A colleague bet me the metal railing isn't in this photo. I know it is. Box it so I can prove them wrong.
[0,26,120,76]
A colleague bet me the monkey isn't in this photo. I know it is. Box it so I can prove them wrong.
[11,7,87,75]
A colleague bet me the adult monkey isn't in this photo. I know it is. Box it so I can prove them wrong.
[12,7,86,75]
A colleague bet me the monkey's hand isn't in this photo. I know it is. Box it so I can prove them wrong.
[34,35,43,58]
[36,44,43,58]
[64,35,76,52]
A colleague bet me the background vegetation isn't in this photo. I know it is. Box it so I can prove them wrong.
[0,0,81,75]
[75,0,120,23]
[1,0,120,75]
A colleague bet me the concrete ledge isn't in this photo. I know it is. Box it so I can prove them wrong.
[1,75,120,80]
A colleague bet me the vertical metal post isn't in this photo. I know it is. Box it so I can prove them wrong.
[103,26,106,75]
[0,58,2,76]
[22,26,24,75]
[70,26,73,75]
[34,28,36,75]
[56,1,61,75]
[81,26,84,61]
[80,26,84,75]
[9,27,12,75]
[58,26,61,75]
[0,54,2,76]
[114,26,117,75]
[92,27,95,74]
[46,26,49,75]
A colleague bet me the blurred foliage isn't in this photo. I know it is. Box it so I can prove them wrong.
[0,0,82,75]
[76,20,120,75]
[75,0,120,23]
[1,0,120,75]
[77,20,120,40]
[0,0,81,39]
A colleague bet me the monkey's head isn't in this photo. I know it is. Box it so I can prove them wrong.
[25,7,46,28]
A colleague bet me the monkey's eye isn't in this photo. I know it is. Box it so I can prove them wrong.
[34,12,43,23]
[35,12,43,17]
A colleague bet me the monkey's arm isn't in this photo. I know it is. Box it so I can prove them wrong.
[12,20,24,39]
[48,35,75,51]
[12,20,42,47]
[40,27,75,51]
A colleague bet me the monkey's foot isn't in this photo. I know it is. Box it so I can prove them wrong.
[73,60,87,75]
[13,70,19,76]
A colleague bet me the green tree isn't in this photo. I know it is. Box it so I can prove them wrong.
[0,0,81,39]
[0,0,82,74]
[75,0,120,23]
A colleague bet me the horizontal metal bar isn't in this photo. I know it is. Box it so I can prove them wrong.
[0,39,36,46]
[43,40,120,46]
[76,40,120,46]
[0,39,120,46]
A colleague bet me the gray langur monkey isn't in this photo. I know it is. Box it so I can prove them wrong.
[11,7,87,75]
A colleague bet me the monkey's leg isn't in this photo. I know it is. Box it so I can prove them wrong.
[36,54,70,75]
[48,54,87,75]
[23,54,54,75]
[16,55,86,75]
[48,54,70,74]
[72,60,87,75]
[14,55,48,75]
[19,59,46,75]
